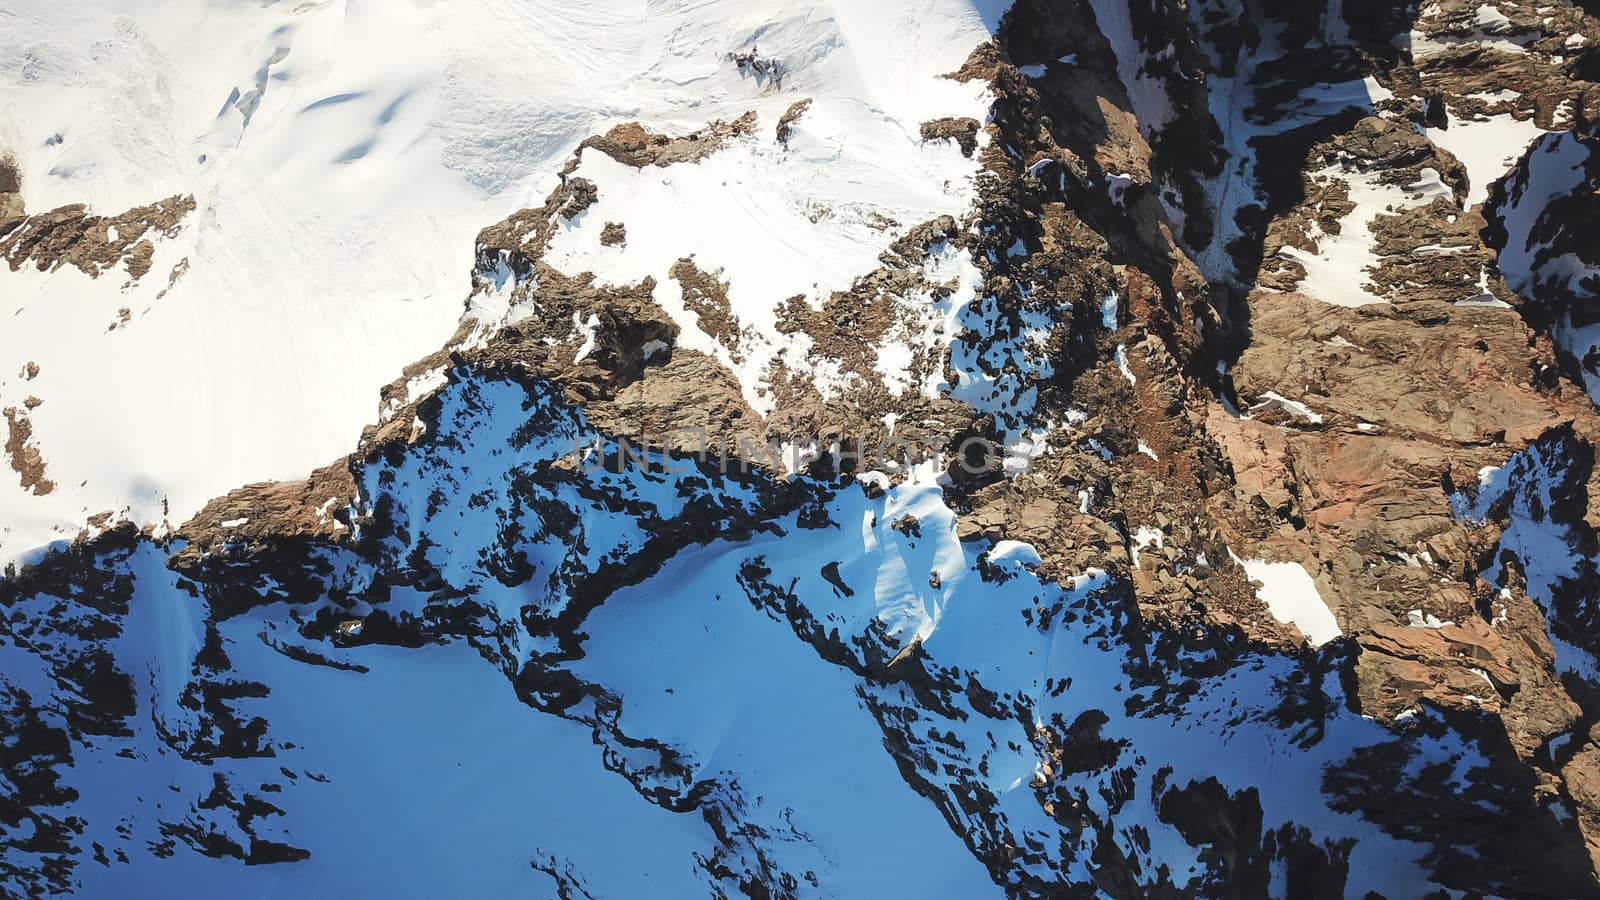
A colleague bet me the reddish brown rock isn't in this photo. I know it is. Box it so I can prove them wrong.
[579,112,757,168]
[0,193,193,280]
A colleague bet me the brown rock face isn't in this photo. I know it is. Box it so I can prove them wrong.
[177,462,359,551]
[2,405,53,496]
[12,2,1600,896]
[1220,230,1597,773]
[168,460,360,617]
[0,156,21,223]
[669,257,741,359]
[583,350,763,457]
[0,193,193,280]
[579,112,758,168]
[776,98,812,147]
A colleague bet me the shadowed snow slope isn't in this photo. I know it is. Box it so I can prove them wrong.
[0,0,995,567]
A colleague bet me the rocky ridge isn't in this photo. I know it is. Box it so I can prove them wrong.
[6,2,1600,897]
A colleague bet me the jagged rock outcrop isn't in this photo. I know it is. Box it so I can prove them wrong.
[2,403,52,497]
[0,191,193,281]
[9,1,1600,897]
[0,158,21,223]
[579,113,760,168]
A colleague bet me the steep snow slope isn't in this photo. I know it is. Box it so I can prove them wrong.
[0,0,996,567]
[0,368,1492,896]
[45,565,723,898]
[1488,131,1600,402]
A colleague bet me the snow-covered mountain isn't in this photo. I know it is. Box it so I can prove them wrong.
[5,0,1600,896]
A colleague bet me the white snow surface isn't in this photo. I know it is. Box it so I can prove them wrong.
[1237,555,1343,646]
[1424,110,1551,208]
[0,0,999,566]
[1451,436,1599,680]
[1490,131,1600,403]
